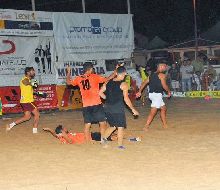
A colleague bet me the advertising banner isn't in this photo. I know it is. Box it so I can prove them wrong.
[0,85,58,114]
[53,13,134,61]
[0,9,53,36]
[56,85,82,110]
[55,60,106,85]
[185,91,220,98]
[0,36,56,86]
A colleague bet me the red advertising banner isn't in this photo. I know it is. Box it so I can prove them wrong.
[35,85,58,110]
[0,85,58,114]
[0,86,21,113]
[56,85,82,110]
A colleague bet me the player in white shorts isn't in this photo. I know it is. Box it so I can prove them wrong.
[136,62,171,131]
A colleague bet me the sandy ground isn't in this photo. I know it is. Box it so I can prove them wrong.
[1,98,220,190]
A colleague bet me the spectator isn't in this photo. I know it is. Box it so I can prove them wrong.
[206,65,217,80]
[192,71,202,91]
[180,59,193,92]
[192,56,204,76]
[168,63,180,92]
[201,65,217,90]
[215,74,220,90]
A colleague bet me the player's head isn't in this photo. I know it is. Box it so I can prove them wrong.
[55,125,68,135]
[157,62,167,73]
[172,63,176,68]
[83,62,94,74]
[25,67,35,78]
[116,66,127,80]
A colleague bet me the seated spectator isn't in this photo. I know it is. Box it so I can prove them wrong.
[192,71,202,91]
[180,59,193,92]
[201,65,217,91]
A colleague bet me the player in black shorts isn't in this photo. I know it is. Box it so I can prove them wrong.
[99,66,139,149]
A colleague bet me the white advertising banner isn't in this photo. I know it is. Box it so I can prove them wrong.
[0,36,56,86]
[53,13,134,61]
[0,9,53,36]
[55,60,107,85]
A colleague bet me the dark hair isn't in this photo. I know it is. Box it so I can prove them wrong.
[116,66,126,74]
[83,62,93,72]
[157,62,167,67]
[24,67,34,75]
[55,125,63,134]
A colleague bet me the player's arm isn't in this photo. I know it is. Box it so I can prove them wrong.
[159,73,171,97]
[99,83,107,99]
[136,78,149,98]
[106,70,117,81]
[106,63,124,81]
[43,128,59,139]
[66,66,78,86]
[22,78,31,86]
[61,131,73,144]
[66,66,72,85]
[121,82,139,116]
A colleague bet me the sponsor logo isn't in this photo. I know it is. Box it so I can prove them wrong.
[70,19,122,34]
[15,12,35,21]
[0,40,15,55]
[0,12,12,20]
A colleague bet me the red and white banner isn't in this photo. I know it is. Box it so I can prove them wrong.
[0,85,58,114]
[0,36,56,86]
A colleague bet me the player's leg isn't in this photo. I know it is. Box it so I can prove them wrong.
[144,93,158,131]
[6,111,31,131]
[103,126,116,140]
[92,104,107,139]
[144,107,157,131]
[99,121,107,139]
[84,123,92,143]
[160,105,168,128]
[31,107,40,133]
[82,107,93,143]
[117,127,124,148]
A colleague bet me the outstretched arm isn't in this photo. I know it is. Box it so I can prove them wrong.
[159,73,171,97]
[43,128,58,139]
[136,78,149,98]
[66,66,72,85]
[106,63,124,81]
[121,82,139,116]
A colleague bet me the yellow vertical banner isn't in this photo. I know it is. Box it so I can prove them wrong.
[56,85,82,110]
[0,20,5,29]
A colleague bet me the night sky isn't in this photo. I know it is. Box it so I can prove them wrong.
[1,0,220,44]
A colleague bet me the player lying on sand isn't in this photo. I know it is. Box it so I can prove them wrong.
[43,125,141,144]
[43,125,117,144]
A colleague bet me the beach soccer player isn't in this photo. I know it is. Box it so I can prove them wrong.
[6,67,40,134]
[66,62,117,143]
[43,125,117,144]
[136,62,171,131]
[99,66,139,149]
